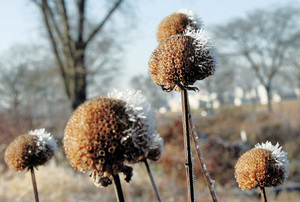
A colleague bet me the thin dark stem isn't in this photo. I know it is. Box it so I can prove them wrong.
[143,159,163,202]
[181,89,195,202]
[260,187,267,202]
[30,167,39,202]
[187,104,218,202]
[113,174,125,202]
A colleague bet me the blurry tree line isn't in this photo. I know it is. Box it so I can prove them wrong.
[0,0,134,146]
[131,4,300,112]
[0,3,299,140]
[208,4,300,112]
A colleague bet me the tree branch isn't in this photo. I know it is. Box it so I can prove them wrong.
[60,0,76,61]
[85,0,123,45]
[42,0,63,42]
[77,0,86,43]
[40,0,71,99]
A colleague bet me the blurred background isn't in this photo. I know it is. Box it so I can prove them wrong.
[0,0,299,201]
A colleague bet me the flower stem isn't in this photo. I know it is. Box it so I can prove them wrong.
[113,174,125,202]
[30,166,39,202]
[181,89,195,202]
[143,159,162,202]
[186,101,218,202]
[260,187,267,202]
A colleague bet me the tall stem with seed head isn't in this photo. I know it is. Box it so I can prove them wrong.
[186,97,218,202]
[143,159,162,202]
[113,174,125,202]
[260,187,267,202]
[30,166,39,202]
[181,89,195,202]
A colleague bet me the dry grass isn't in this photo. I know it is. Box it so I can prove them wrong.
[0,99,299,201]
[1,159,299,201]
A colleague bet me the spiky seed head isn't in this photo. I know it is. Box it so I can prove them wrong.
[149,29,216,92]
[63,90,163,187]
[235,141,289,190]
[157,9,202,43]
[5,129,57,171]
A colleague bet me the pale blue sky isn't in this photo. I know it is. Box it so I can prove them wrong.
[1,0,298,89]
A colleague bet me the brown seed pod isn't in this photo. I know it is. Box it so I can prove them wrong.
[63,90,164,187]
[157,10,202,43]
[5,129,57,171]
[235,143,288,190]
[149,31,216,92]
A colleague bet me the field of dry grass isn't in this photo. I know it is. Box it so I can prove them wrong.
[1,160,299,202]
[0,99,299,201]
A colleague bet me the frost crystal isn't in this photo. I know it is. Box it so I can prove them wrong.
[29,128,58,156]
[255,141,289,181]
[108,89,163,160]
[184,28,218,69]
[108,89,156,134]
[178,9,203,29]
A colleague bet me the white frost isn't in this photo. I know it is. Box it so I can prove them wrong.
[184,28,218,73]
[29,128,58,156]
[108,89,163,159]
[255,141,289,181]
[178,9,203,29]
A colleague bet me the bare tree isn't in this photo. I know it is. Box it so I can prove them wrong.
[213,5,300,112]
[31,0,127,110]
[0,44,69,135]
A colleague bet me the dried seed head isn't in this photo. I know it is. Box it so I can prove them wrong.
[157,9,202,43]
[149,29,216,92]
[5,129,57,171]
[63,90,164,187]
[235,141,289,190]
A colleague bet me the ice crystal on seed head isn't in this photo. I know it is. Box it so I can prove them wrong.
[108,89,156,132]
[63,90,163,187]
[5,129,57,172]
[149,31,216,92]
[255,141,289,181]
[178,9,203,29]
[29,128,58,155]
[235,141,289,190]
[108,89,163,160]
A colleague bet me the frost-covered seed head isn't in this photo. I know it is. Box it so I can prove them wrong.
[63,90,163,187]
[145,132,164,161]
[235,141,289,190]
[157,9,202,43]
[5,129,57,171]
[149,30,216,92]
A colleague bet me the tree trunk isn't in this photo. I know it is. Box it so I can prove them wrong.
[72,44,87,109]
[266,85,272,112]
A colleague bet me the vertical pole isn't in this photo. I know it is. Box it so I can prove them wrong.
[181,89,195,202]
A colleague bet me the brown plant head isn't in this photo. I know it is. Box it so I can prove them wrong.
[149,30,216,92]
[157,9,202,43]
[63,90,163,187]
[5,129,57,171]
[235,142,289,190]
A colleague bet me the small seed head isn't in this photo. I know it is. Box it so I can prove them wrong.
[157,10,202,43]
[235,143,289,190]
[149,33,216,92]
[5,129,56,171]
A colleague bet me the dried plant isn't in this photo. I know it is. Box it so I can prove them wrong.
[235,141,289,202]
[149,9,217,202]
[63,89,163,201]
[156,9,203,43]
[4,129,57,202]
